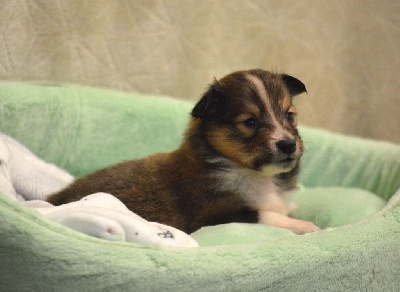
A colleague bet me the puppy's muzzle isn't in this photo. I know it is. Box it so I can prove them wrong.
[276,139,296,155]
[253,138,299,172]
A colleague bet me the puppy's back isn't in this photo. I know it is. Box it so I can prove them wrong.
[47,153,188,229]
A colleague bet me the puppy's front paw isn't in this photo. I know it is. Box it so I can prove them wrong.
[289,218,320,235]
[259,211,320,235]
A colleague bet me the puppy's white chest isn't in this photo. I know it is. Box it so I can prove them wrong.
[216,168,293,215]
[241,177,290,214]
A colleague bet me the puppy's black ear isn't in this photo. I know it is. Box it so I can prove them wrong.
[191,80,222,119]
[281,74,307,96]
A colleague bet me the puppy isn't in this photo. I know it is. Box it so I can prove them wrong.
[47,69,320,235]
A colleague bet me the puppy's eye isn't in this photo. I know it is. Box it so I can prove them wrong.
[286,112,296,124]
[243,118,260,129]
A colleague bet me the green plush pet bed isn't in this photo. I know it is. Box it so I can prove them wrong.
[1,83,400,291]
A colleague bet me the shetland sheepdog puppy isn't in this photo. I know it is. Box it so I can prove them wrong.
[47,69,320,234]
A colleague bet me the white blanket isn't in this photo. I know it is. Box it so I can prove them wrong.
[0,133,198,248]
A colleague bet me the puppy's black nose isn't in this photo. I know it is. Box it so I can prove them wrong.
[276,139,296,155]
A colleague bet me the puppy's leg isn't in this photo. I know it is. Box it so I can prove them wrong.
[259,211,320,235]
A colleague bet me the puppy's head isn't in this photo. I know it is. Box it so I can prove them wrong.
[190,69,307,176]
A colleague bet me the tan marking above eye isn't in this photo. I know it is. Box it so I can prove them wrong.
[286,106,297,115]
[234,101,260,123]
[234,114,260,138]
[281,94,293,110]
[235,113,256,124]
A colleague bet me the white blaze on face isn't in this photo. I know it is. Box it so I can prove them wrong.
[245,74,298,175]
[245,74,295,146]
[245,74,280,127]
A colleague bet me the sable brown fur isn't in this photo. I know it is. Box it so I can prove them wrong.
[47,69,320,234]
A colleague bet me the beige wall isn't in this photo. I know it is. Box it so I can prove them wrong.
[1,0,399,143]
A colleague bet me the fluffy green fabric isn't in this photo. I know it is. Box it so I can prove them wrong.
[293,187,386,229]
[192,223,295,246]
[192,188,386,246]
[1,83,399,290]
